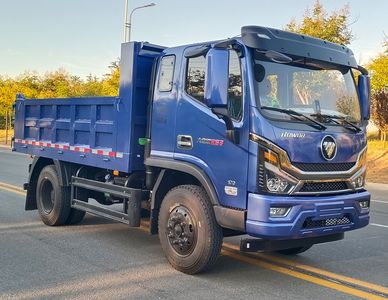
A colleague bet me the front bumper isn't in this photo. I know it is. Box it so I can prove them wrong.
[246,191,370,239]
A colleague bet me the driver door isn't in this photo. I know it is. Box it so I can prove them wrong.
[174,49,249,210]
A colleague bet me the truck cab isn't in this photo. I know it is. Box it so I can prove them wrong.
[14,25,371,274]
[147,26,370,242]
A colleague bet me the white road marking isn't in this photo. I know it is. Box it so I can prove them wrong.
[370,223,388,229]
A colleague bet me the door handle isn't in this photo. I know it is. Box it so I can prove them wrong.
[177,135,193,149]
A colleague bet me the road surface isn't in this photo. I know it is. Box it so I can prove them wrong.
[0,148,387,299]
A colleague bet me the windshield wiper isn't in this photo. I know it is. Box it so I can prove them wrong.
[261,106,327,131]
[310,113,362,133]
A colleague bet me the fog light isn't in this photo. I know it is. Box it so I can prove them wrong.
[270,207,290,217]
[359,200,369,209]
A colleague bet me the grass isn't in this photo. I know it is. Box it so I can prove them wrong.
[366,140,388,184]
[1,128,387,183]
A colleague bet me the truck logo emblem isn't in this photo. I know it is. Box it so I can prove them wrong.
[280,132,306,138]
[321,135,337,160]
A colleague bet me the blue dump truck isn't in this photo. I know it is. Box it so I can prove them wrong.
[13,26,371,274]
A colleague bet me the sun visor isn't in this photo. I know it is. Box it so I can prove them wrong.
[241,26,357,68]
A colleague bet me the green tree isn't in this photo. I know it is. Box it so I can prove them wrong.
[83,74,104,96]
[367,41,388,92]
[368,40,388,141]
[368,54,388,92]
[0,76,18,117]
[286,0,353,45]
[371,89,388,142]
[102,60,120,96]
[0,60,122,129]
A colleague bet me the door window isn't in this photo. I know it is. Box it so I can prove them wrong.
[158,55,175,92]
[185,50,243,121]
[186,56,206,103]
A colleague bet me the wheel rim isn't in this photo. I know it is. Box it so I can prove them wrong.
[40,178,55,214]
[166,206,197,256]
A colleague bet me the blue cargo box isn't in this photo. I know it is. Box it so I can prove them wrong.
[13,42,164,173]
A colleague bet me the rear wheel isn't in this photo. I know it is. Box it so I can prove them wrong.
[158,185,222,274]
[36,165,71,226]
[276,245,312,255]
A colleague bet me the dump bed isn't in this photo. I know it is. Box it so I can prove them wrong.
[13,42,164,173]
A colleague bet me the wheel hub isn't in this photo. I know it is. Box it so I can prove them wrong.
[166,206,196,255]
[41,178,54,214]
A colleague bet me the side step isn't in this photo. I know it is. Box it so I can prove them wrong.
[72,199,131,224]
[71,176,143,227]
[240,232,344,252]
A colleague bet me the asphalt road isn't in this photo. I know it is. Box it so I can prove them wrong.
[0,148,388,300]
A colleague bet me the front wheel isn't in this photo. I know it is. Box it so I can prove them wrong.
[158,185,223,274]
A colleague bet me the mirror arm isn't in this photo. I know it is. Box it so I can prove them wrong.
[357,65,369,75]
[220,115,234,132]
[211,108,240,144]
[213,39,245,58]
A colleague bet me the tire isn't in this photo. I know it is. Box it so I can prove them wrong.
[158,185,223,274]
[36,165,71,226]
[65,209,86,225]
[276,245,312,255]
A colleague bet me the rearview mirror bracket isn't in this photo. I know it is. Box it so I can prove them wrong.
[211,107,240,144]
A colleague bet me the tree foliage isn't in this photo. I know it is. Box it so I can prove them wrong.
[367,45,388,92]
[0,61,120,120]
[368,54,388,92]
[368,39,388,138]
[102,61,120,96]
[285,0,353,45]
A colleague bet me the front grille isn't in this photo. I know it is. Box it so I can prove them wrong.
[303,215,351,229]
[299,181,348,193]
[293,162,355,172]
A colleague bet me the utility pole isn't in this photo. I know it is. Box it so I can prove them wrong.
[5,110,8,145]
[124,2,156,42]
[124,0,130,42]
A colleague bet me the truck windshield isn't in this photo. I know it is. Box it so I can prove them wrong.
[253,55,361,124]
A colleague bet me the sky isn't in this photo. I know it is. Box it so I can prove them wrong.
[0,0,387,79]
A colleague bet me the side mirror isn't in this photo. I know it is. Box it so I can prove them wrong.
[205,48,240,144]
[204,48,229,108]
[358,75,371,121]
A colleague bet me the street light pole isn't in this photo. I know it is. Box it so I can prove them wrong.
[124,0,130,42]
[124,2,156,43]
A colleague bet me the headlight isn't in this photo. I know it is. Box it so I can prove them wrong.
[258,146,297,194]
[351,172,365,189]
